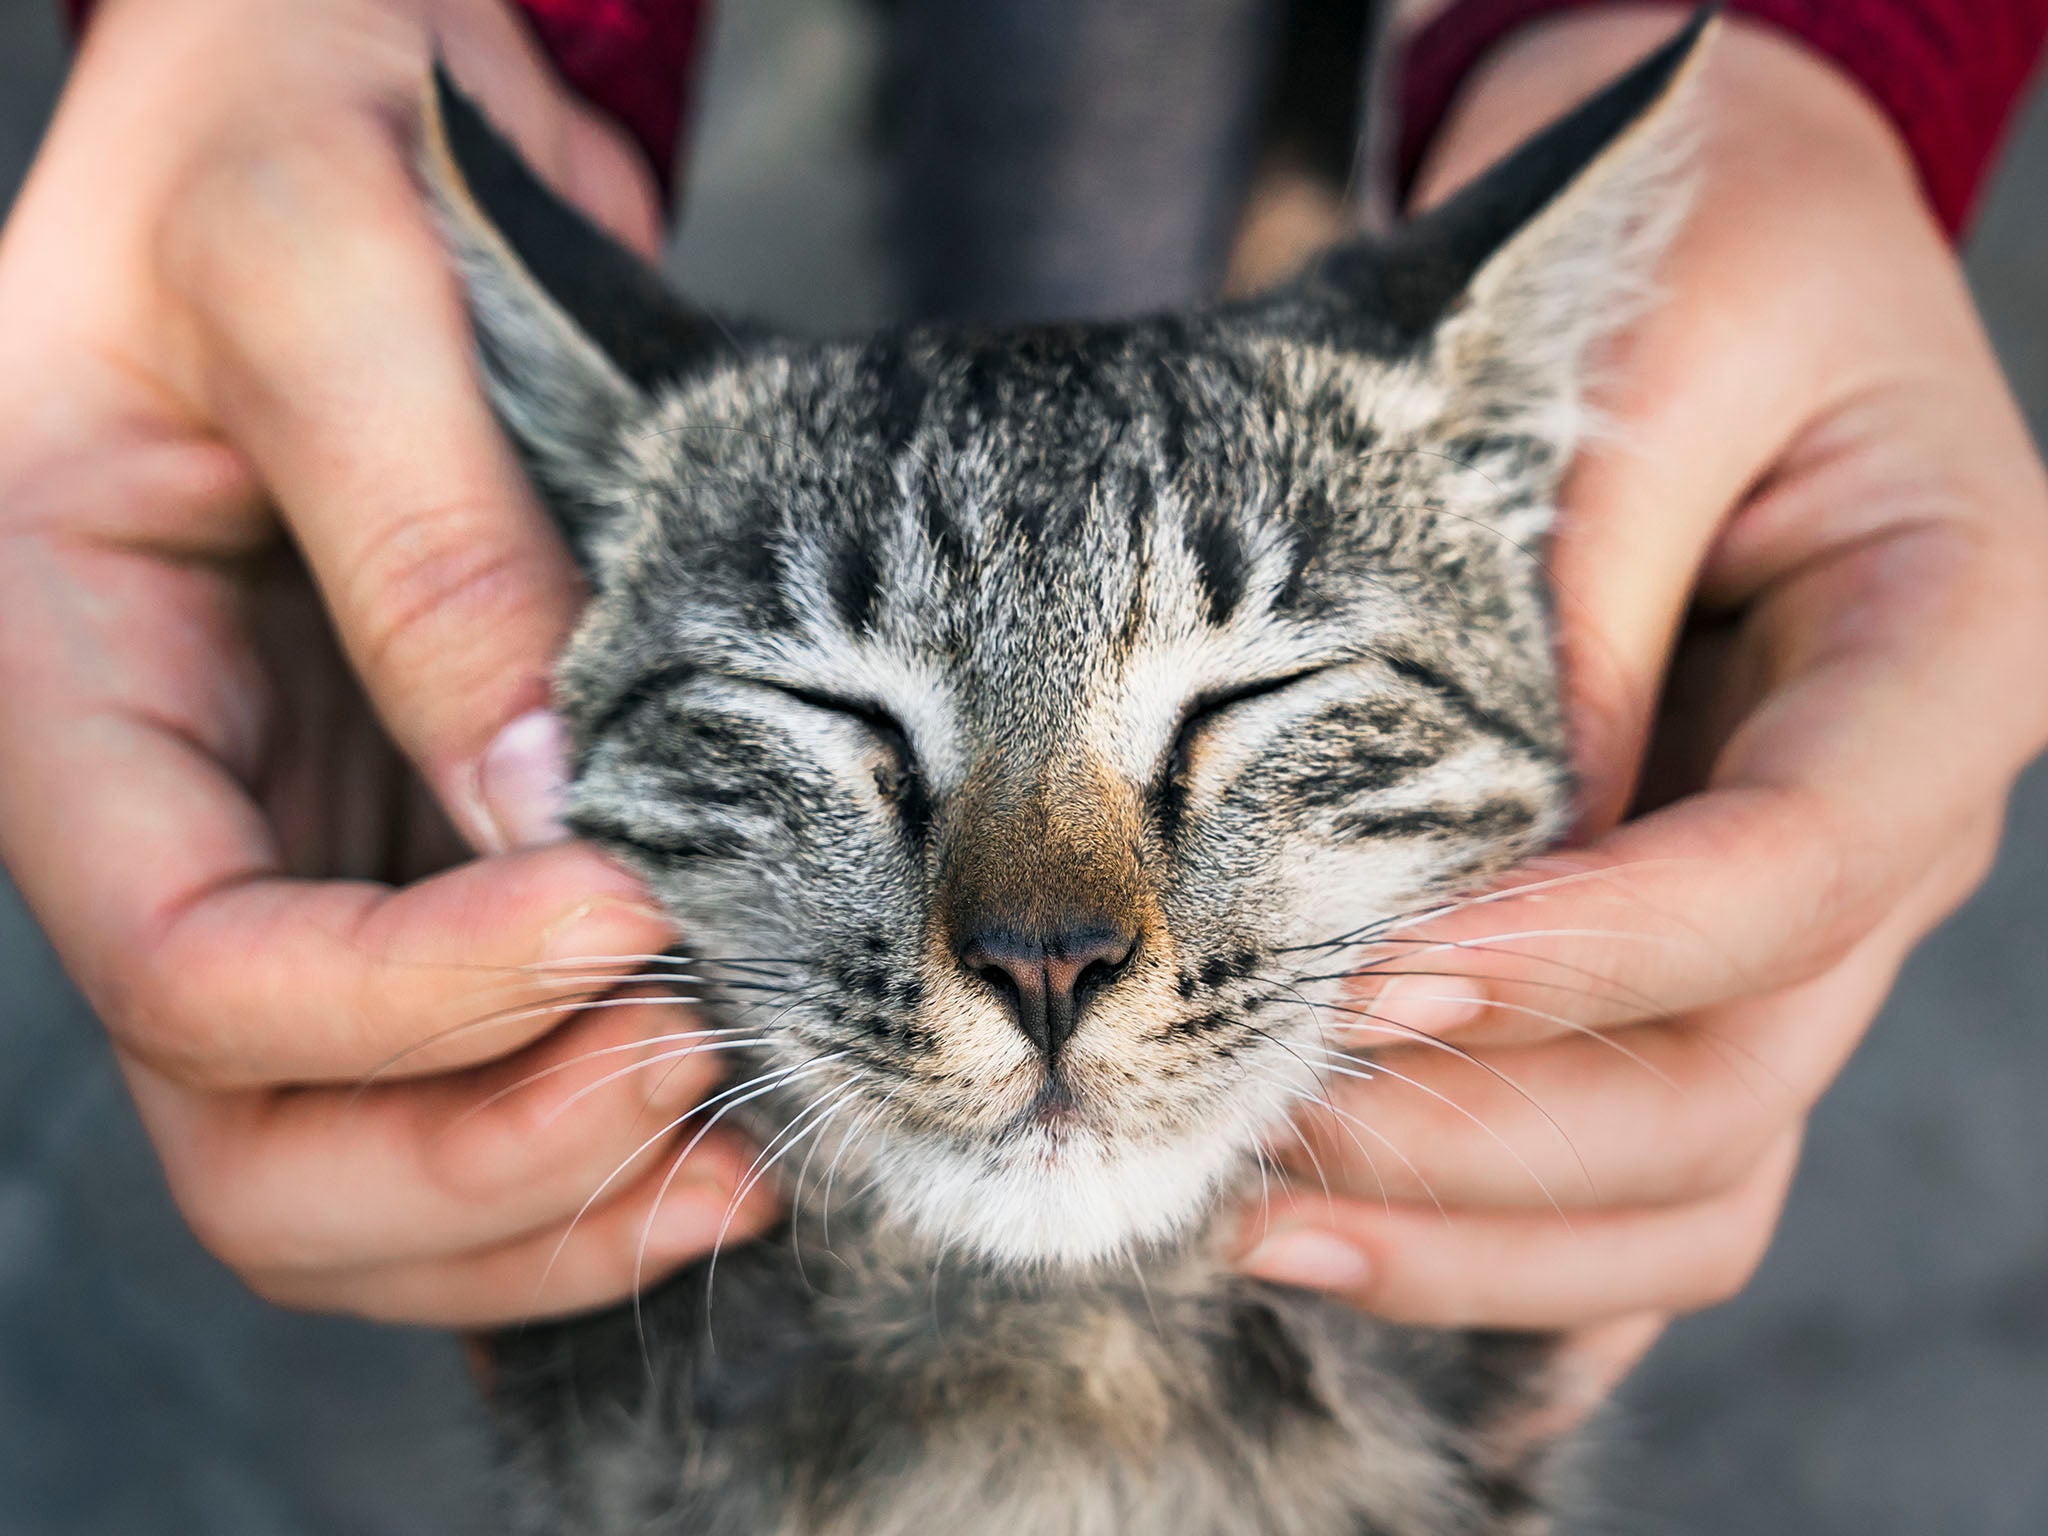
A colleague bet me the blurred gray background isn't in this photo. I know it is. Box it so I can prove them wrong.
[2,2,2044,1532]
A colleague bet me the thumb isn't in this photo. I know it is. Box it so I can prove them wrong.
[168,133,582,851]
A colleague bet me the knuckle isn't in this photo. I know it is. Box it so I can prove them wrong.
[1929,811,2008,923]
[1788,817,1865,965]
[150,1108,324,1279]
[172,1153,356,1280]
[1655,1037,1791,1199]
[161,113,409,308]
[100,967,241,1090]
[340,510,549,684]
[1682,1183,1790,1313]
[1736,783,1870,979]
[422,1079,569,1207]
[1964,814,2006,890]
[164,1160,274,1276]
[1685,1237,1766,1312]
[102,921,284,1094]
[1663,1122,1774,1207]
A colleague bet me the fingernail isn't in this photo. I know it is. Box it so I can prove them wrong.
[473,709,571,853]
[541,894,677,967]
[1239,1227,1373,1292]
[1367,973,1487,1037]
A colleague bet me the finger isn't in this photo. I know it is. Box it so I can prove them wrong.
[1295,897,1919,1213]
[1291,819,1992,1212]
[249,1129,779,1328]
[0,541,671,1089]
[125,989,765,1271]
[1344,656,2023,1044]
[162,130,583,851]
[1237,1135,1801,1330]
[1348,806,2003,1052]
[129,842,681,1087]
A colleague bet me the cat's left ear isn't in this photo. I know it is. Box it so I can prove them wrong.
[1319,6,1715,430]
[418,66,732,566]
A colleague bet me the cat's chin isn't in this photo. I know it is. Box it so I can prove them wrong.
[868,1119,1252,1269]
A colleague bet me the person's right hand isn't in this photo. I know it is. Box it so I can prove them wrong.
[0,0,777,1326]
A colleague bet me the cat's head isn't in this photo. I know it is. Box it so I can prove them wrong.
[423,14,1706,1268]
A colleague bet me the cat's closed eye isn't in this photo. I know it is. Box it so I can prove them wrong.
[760,683,925,815]
[1171,663,1343,774]
[1157,664,1335,826]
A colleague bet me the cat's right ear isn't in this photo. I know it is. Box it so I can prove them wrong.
[1309,7,1713,450]
[418,66,728,566]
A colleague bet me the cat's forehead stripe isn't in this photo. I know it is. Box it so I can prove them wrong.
[628,342,1535,708]
[1183,510,1249,628]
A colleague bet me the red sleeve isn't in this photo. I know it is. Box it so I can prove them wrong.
[509,1,707,194]
[62,0,708,197]
[1400,0,2048,237]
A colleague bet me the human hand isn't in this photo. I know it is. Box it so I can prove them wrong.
[0,0,774,1326]
[1235,8,2048,1408]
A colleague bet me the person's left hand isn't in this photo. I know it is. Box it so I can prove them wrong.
[1230,8,2048,1410]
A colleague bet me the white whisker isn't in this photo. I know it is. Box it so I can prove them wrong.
[630,1053,852,1361]
[523,1039,779,1134]
[821,1090,901,1250]
[1295,1045,1580,1218]
[355,992,739,1096]
[706,1085,861,1323]
[1255,1074,1447,1223]
[525,1055,825,1324]
[1322,993,1680,1091]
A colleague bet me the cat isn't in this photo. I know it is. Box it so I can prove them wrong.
[420,11,1711,1533]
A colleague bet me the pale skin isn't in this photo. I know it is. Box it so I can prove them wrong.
[0,0,2043,1413]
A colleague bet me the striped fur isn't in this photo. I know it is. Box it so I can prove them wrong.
[423,12,1714,1535]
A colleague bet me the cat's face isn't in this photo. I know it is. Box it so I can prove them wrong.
[425,22,1698,1265]
[553,323,1571,1262]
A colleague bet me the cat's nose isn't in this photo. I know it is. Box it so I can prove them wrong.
[958,920,1137,1060]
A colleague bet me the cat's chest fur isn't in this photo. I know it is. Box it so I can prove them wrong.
[492,1213,1547,1536]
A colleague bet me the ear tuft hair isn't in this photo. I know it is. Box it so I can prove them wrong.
[1368,6,1712,331]
[418,66,734,566]
[1311,6,1714,438]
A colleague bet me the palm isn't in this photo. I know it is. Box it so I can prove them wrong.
[242,555,461,884]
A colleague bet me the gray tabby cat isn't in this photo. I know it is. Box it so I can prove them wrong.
[421,12,1710,1534]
